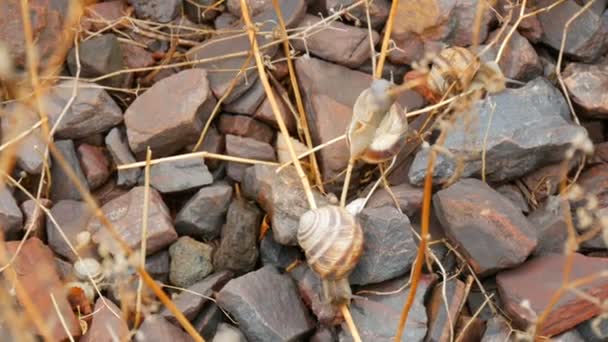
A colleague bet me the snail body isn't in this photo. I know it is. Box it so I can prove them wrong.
[298,205,364,305]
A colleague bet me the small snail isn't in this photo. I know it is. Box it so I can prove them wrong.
[297,205,363,305]
[73,257,104,284]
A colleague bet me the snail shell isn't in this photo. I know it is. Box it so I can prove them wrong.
[428,47,481,96]
[360,101,409,164]
[74,258,104,283]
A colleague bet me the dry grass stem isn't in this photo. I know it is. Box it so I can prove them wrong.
[375,0,400,78]
[276,134,346,172]
[341,304,363,342]
[117,151,279,170]
[134,148,153,327]
[50,293,75,342]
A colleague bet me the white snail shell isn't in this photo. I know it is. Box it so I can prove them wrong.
[73,258,104,283]
[360,101,409,164]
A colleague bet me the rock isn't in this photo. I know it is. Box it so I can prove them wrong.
[218,114,274,143]
[582,121,605,144]
[128,0,180,23]
[149,159,213,193]
[187,126,225,171]
[231,0,307,28]
[162,271,233,324]
[325,0,389,29]
[291,14,380,67]
[217,265,314,341]
[83,1,128,32]
[5,238,81,341]
[553,330,586,342]
[213,323,248,342]
[227,0,271,16]
[1,103,47,174]
[88,186,178,255]
[169,236,214,288]
[480,316,512,341]
[51,140,90,201]
[242,164,329,245]
[213,198,262,274]
[409,78,587,185]
[485,27,542,81]
[214,11,239,29]
[455,315,486,342]
[0,185,23,240]
[349,206,417,285]
[521,162,573,203]
[121,43,155,72]
[537,0,608,62]
[496,253,608,336]
[20,198,51,241]
[81,297,129,342]
[135,315,192,342]
[175,183,233,240]
[365,183,424,216]
[225,134,276,182]
[563,63,608,118]
[184,0,222,23]
[290,264,340,325]
[105,127,141,187]
[496,0,543,43]
[92,179,129,206]
[46,200,94,261]
[275,134,309,165]
[338,274,437,341]
[577,316,608,342]
[577,164,608,209]
[44,80,123,139]
[195,305,223,340]
[311,327,337,342]
[253,83,297,134]
[496,184,529,214]
[591,142,608,165]
[426,279,467,342]
[124,69,217,157]
[222,79,266,115]
[77,144,111,189]
[67,34,125,87]
[260,230,302,269]
[146,250,170,283]
[434,178,537,276]
[529,196,570,255]
[449,0,495,46]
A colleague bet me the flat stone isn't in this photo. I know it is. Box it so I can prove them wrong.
[162,271,233,324]
[218,114,274,143]
[124,68,217,157]
[291,14,380,67]
[1,103,48,174]
[67,34,125,87]
[496,253,608,336]
[434,178,537,276]
[529,196,570,255]
[485,27,542,81]
[20,198,51,241]
[349,206,417,285]
[83,1,128,32]
[184,0,222,23]
[338,274,437,341]
[426,279,468,342]
[47,200,94,261]
[242,164,329,245]
[81,297,129,342]
[195,305,223,340]
[212,323,248,342]
[105,127,141,187]
[217,265,314,341]
[325,0,389,29]
[88,186,178,255]
[149,159,213,194]
[365,183,424,216]
[480,316,512,341]
[222,79,266,115]
[0,185,23,240]
[169,236,214,288]
[128,0,180,23]
[44,80,123,139]
[213,198,262,274]
[253,83,297,134]
[146,250,170,283]
[409,78,587,185]
[537,0,608,62]
[225,134,276,182]
[77,144,111,190]
[51,140,90,201]
[135,315,192,342]
[5,238,81,341]
[260,230,302,269]
[175,183,232,240]
[187,126,225,170]
[563,63,608,118]
[290,264,340,325]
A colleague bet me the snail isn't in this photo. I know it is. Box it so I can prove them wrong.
[297,205,363,305]
[73,257,104,284]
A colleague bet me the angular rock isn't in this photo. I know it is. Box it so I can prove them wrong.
[582,121,605,144]
[1,103,47,174]
[260,230,302,270]
[21,198,51,241]
[496,184,529,214]
[577,316,608,342]
[77,144,111,189]
[227,0,272,16]
[128,0,180,23]
[426,279,467,342]
[480,316,512,341]
[409,78,587,185]
[121,43,156,72]
[92,179,129,206]
[447,0,495,47]
[366,183,424,216]
[195,305,223,340]
[338,274,437,341]
[146,250,170,283]
[212,323,248,342]
[44,80,123,139]
[242,164,329,245]
[218,114,274,144]
[553,330,586,342]
[184,0,222,23]
[434,178,537,276]
[455,315,486,342]
[350,206,417,285]
[497,0,543,43]
[537,0,608,62]
[290,264,340,325]
[485,27,542,81]
[5,238,81,341]
[187,126,225,170]
[175,183,233,240]
[529,196,570,255]
[222,79,266,115]
[291,14,380,67]
[169,236,214,288]
[217,265,314,341]
[563,63,608,118]
[124,69,217,157]
[105,127,141,187]
[67,34,125,87]
[135,315,192,342]
[47,200,94,261]
[521,161,572,202]
[230,0,307,28]
[591,142,608,165]
[325,0,389,29]
[83,1,128,32]
[225,134,276,182]
[213,198,262,274]
[81,297,129,342]
[0,185,23,240]
[51,140,90,201]
[496,253,608,336]
[214,12,239,29]
[253,83,297,134]
[88,186,178,255]
[577,164,608,209]
[149,159,213,194]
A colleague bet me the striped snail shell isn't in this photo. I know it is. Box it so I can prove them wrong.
[427,46,481,96]
[360,101,409,164]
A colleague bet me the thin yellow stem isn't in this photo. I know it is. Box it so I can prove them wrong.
[375,0,400,78]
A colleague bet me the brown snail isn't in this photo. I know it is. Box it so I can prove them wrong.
[297,205,363,305]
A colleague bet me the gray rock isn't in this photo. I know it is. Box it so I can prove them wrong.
[325,0,389,29]
[67,34,125,87]
[563,63,608,118]
[485,26,543,81]
[0,186,22,240]
[225,134,276,182]
[169,236,214,288]
[148,159,213,193]
[409,78,587,185]
[496,184,529,214]
[51,140,90,201]
[222,79,266,115]
[552,330,586,342]
[175,183,233,240]
[349,206,417,285]
[145,250,170,283]
[81,297,129,342]
[195,305,223,340]
[128,0,181,23]
[217,265,314,341]
[218,114,274,144]
[577,315,608,342]
[212,323,248,342]
[1,103,47,174]
[529,196,569,255]
[260,230,302,269]
[481,316,512,341]
[290,264,340,325]
[184,0,222,23]
[365,183,424,216]
[47,200,94,261]
[105,127,141,187]
[20,198,50,241]
[135,315,192,342]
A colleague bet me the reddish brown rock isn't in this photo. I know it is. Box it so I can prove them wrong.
[88,186,178,255]
[225,134,276,182]
[325,0,389,29]
[82,1,128,32]
[187,126,225,170]
[21,198,51,241]
[51,140,90,202]
[81,297,129,342]
[496,184,530,214]
[47,200,94,261]
[497,0,543,43]
[0,185,23,240]
[591,142,608,165]
[426,279,467,342]
[222,79,266,115]
[496,253,608,336]
[128,0,180,23]
[5,238,81,341]
[253,82,297,134]
[145,250,170,283]
[1,103,48,174]
[455,315,486,342]
[563,63,608,118]
[433,178,537,276]
[448,0,495,47]
[366,182,424,216]
[121,43,156,71]
[582,121,605,144]
[529,196,570,255]
[577,164,608,209]
[77,144,111,190]
[485,27,542,81]
[218,114,274,144]
[124,69,217,157]
[522,161,574,203]
[135,315,192,342]
[92,179,129,206]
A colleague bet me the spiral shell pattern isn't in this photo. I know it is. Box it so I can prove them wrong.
[428,47,481,96]
[297,206,364,280]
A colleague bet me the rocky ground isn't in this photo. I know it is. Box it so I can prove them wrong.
[1,0,608,341]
